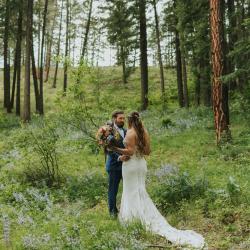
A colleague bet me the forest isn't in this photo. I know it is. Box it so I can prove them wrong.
[0,0,249,249]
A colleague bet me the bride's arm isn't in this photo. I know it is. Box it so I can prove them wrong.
[109,132,135,156]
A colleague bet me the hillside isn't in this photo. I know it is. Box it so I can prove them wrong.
[0,66,249,249]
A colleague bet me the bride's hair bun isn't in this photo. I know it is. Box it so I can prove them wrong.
[128,111,140,121]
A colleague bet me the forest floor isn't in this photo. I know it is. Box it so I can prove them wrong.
[0,66,249,249]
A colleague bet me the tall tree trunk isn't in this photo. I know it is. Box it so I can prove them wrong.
[76,0,93,84]
[175,29,184,108]
[121,45,127,84]
[39,0,49,115]
[152,0,166,105]
[68,0,72,58]
[139,0,149,110]
[44,39,52,82]
[22,0,33,122]
[63,0,69,94]
[210,0,231,144]
[31,39,40,113]
[11,1,23,111]
[22,51,25,66]
[4,0,11,112]
[11,47,18,111]
[194,63,201,106]
[169,32,175,67]
[81,0,94,60]
[37,0,41,72]
[53,0,63,88]
[15,1,23,116]
[45,2,57,83]
[182,54,189,108]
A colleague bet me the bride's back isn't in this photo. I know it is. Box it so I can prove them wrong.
[127,127,151,156]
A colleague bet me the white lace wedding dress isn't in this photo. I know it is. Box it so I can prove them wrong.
[118,140,205,249]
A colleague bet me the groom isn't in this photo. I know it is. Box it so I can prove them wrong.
[105,110,129,217]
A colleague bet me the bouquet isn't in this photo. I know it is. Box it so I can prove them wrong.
[96,121,120,150]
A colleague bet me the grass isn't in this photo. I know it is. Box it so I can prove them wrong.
[0,65,249,249]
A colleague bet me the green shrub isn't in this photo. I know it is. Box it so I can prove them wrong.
[227,176,242,205]
[64,171,107,208]
[21,120,63,187]
[0,113,20,130]
[152,171,209,213]
[161,118,174,128]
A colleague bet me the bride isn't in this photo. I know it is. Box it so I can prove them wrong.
[109,111,205,249]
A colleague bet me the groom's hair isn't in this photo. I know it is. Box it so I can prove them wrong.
[112,110,124,119]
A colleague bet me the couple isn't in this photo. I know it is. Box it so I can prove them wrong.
[105,110,205,249]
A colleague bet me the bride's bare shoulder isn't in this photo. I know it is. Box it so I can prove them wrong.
[126,129,137,139]
[127,128,136,134]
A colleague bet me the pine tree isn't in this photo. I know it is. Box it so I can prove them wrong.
[22,0,33,122]
[53,0,64,88]
[138,0,149,110]
[103,0,138,84]
[81,0,93,60]
[63,0,70,94]
[38,0,49,115]
[3,0,11,112]
[11,0,23,114]
[210,0,231,144]
[152,0,166,106]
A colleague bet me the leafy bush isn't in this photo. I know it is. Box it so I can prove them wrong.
[21,120,63,187]
[227,176,242,205]
[151,171,209,212]
[161,118,174,128]
[0,113,20,130]
[64,171,108,208]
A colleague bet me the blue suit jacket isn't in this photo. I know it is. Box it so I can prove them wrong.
[105,127,127,172]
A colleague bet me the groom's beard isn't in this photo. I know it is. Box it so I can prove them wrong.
[116,122,124,128]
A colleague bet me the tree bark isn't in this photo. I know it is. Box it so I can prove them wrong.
[63,0,70,94]
[194,63,201,106]
[152,0,166,105]
[53,0,63,88]
[11,1,23,112]
[22,0,33,122]
[182,54,189,108]
[45,1,57,83]
[15,1,23,116]
[139,0,149,110]
[175,29,184,108]
[44,38,53,82]
[11,45,18,111]
[37,0,41,72]
[121,45,127,84]
[210,0,231,144]
[81,0,94,60]
[39,0,49,114]
[31,39,40,113]
[4,0,11,112]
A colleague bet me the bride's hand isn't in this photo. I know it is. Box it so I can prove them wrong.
[107,145,118,151]
[120,155,130,162]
